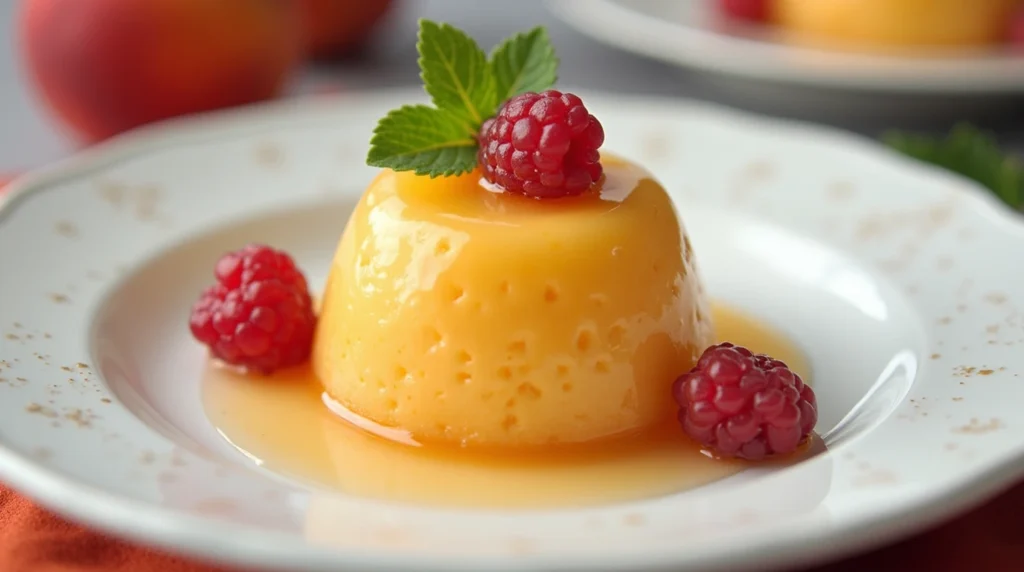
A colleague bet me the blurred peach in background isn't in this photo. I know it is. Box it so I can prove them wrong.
[18,0,394,144]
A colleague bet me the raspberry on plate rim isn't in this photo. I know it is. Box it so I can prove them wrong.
[673,342,818,460]
[189,244,317,374]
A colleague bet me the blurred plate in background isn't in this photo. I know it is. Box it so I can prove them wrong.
[548,0,1024,95]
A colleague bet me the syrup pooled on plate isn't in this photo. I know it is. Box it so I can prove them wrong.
[204,303,813,509]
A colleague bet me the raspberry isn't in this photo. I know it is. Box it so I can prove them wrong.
[717,0,772,23]
[189,244,317,374]
[672,342,817,460]
[477,90,604,199]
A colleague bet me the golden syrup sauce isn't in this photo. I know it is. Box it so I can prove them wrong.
[203,302,813,509]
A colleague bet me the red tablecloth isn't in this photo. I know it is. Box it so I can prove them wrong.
[2,176,1021,571]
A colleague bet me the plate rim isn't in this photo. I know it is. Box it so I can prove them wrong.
[1,89,1024,572]
[547,0,1024,94]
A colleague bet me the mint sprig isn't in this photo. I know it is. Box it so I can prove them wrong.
[884,124,1024,211]
[490,27,559,103]
[366,105,477,177]
[367,20,558,178]
[418,21,494,135]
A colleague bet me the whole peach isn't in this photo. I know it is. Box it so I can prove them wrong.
[298,0,394,59]
[20,0,304,142]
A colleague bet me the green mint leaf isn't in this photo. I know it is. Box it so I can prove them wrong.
[489,26,559,101]
[884,123,1024,210]
[417,20,494,134]
[366,105,478,177]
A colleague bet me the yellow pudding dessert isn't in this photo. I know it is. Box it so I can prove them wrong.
[191,20,825,510]
[774,0,1021,50]
[313,157,712,447]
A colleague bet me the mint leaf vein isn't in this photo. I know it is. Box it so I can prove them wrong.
[418,20,495,134]
[490,26,558,101]
[367,105,478,177]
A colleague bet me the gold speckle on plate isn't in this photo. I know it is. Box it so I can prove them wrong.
[95,180,169,224]
[96,180,126,205]
[54,220,79,238]
[984,292,1008,305]
[852,469,899,487]
[930,353,941,360]
[953,366,977,377]
[623,513,647,526]
[937,316,952,325]
[728,160,775,202]
[826,181,856,201]
[25,403,58,418]
[954,418,1004,434]
[48,293,70,304]
[254,143,284,167]
[64,408,96,428]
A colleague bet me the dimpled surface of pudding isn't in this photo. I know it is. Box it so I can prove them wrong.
[313,156,713,447]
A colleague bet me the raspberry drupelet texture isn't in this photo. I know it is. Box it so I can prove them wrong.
[673,342,817,460]
[189,244,317,374]
[478,90,605,199]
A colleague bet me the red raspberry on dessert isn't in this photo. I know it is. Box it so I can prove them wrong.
[673,342,817,460]
[189,244,317,374]
[478,90,605,199]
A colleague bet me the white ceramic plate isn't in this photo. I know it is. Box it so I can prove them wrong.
[548,0,1024,94]
[1,89,1024,572]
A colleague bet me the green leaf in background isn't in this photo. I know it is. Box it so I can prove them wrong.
[489,26,559,102]
[366,105,478,177]
[417,20,494,135]
[884,123,1024,210]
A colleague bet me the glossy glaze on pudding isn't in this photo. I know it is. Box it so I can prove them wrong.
[312,156,713,447]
